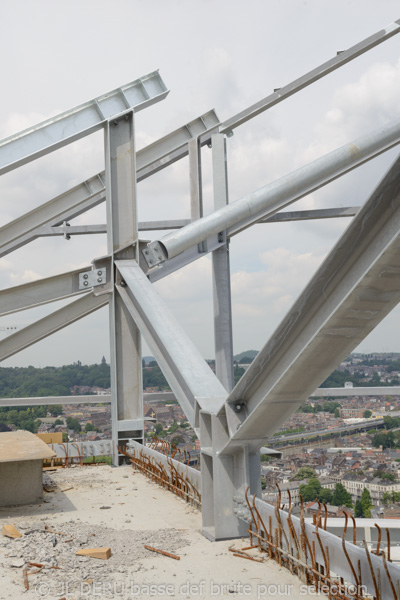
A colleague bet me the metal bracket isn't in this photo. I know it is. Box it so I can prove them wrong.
[79,268,106,290]
[142,241,167,267]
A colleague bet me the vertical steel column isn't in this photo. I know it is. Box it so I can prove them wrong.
[198,134,259,541]
[211,134,234,392]
[105,113,143,464]
[189,138,203,222]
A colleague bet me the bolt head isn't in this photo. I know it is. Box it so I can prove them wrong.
[83,274,88,279]
[97,278,103,283]
[83,281,88,286]
[97,271,102,276]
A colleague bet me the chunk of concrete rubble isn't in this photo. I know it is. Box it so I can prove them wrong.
[11,559,25,568]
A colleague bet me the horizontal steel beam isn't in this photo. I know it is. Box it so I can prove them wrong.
[221,153,400,452]
[0,111,219,259]
[220,20,400,133]
[115,260,227,428]
[0,72,168,176]
[0,395,111,407]
[311,386,400,397]
[0,293,108,362]
[0,267,93,316]
[41,224,107,237]
[143,118,400,266]
[0,391,173,407]
[37,209,359,240]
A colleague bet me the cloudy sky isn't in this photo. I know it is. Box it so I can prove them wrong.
[1,0,400,367]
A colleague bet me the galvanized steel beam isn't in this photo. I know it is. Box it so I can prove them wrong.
[211,134,234,392]
[115,260,227,428]
[105,114,143,461]
[0,293,108,362]
[312,386,400,397]
[0,72,168,176]
[0,267,92,316]
[0,174,106,258]
[0,111,219,259]
[0,395,111,407]
[219,20,400,133]
[13,208,359,242]
[221,153,400,452]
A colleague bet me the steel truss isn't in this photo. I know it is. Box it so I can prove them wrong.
[2,22,400,541]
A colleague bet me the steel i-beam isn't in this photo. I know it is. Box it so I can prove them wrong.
[105,113,143,463]
[221,153,400,453]
[0,72,168,176]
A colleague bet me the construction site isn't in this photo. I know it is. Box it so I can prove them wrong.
[2,8,400,600]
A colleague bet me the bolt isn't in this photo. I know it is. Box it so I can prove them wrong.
[97,278,103,283]
[83,281,88,287]
[97,271,102,276]
[83,274,88,279]
[149,260,153,264]
[145,250,149,255]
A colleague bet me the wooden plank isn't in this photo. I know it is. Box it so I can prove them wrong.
[76,547,112,560]
[2,524,22,538]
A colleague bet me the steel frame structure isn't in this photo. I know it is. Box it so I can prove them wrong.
[1,22,400,540]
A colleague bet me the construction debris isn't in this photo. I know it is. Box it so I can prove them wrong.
[144,545,180,560]
[76,547,112,560]
[0,518,189,592]
[232,552,264,563]
[22,567,29,590]
[1,524,21,539]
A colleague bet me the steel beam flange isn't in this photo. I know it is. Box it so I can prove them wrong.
[79,268,106,290]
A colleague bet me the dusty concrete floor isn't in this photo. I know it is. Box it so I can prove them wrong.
[0,464,323,599]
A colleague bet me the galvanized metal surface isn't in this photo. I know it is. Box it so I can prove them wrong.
[105,114,143,460]
[0,72,168,176]
[115,260,227,426]
[0,110,219,260]
[0,268,92,316]
[222,153,400,452]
